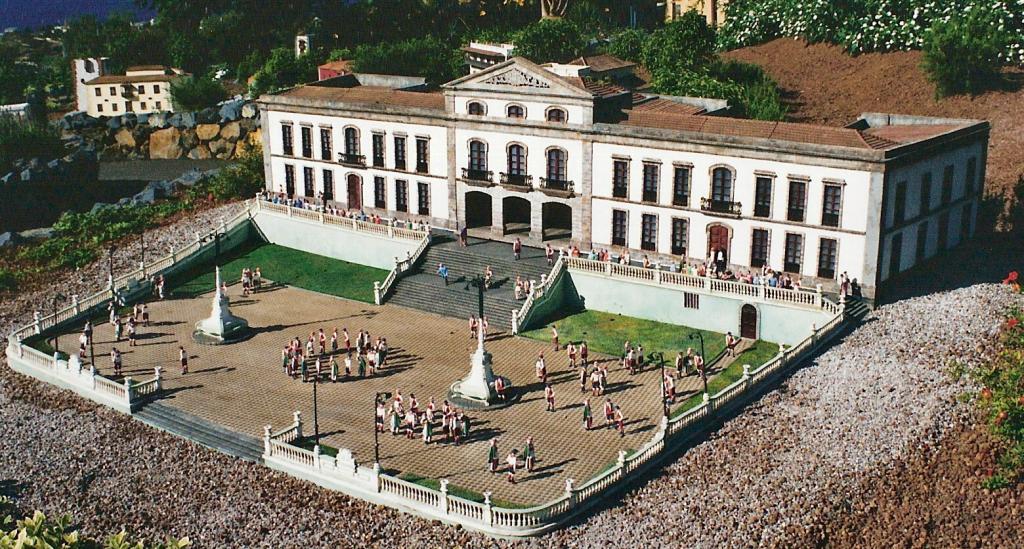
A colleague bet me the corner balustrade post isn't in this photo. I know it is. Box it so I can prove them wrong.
[815,284,822,307]
[777,344,788,370]
[313,444,322,469]
[287,204,293,217]
[72,294,80,315]
[294,410,303,439]
[169,245,177,263]
[742,364,752,390]
[703,277,711,291]
[439,479,450,515]
[703,391,711,413]
[511,309,519,335]
[757,284,764,300]
[811,323,819,348]
[263,425,272,455]
[319,212,325,223]
[483,491,494,527]
[124,376,134,402]
[33,311,41,334]
[372,462,382,493]
[388,226,394,238]
[565,478,577,507]
[617,450,627,468]
[654,270,662,284]
[154,367,162,391]
[604,262,612,276]
[839,292,847,318]
[351,218,357,230]
[374,282,382,306]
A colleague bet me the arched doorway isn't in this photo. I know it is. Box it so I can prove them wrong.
[707,224,731,267]
[740,304,758,339]
[503,196,531,235]
[347,174,362,210]
[542,202,572,241]
[465,191,492,230]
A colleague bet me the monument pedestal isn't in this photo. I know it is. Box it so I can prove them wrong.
[192,267,251,345]
[447,329,514,409]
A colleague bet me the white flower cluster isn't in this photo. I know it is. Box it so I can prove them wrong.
[718,0,1024,65]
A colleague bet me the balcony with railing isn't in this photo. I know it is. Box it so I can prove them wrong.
[538,177,575,198]
[338,152,366,167]
[700,197,742,216]
[416,162,429,174]
[461,167,494,186]
[499,172,532,191]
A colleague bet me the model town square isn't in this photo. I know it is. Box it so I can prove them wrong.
[0,1,1022,547]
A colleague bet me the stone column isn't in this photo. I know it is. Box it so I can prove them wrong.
[483,491,494,527]
[263,425,272,456]
[565,478,576,507]
[491,192,504,238]
[529,196,543,242]
[742,364,751,390]
[154,367,162,391]
[439,479,450,514]
[293,410,303,439]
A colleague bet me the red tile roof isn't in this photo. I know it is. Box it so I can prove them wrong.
[863,124,965,144]
[275,85,445,111]
[629,97,706,116]
[569,54,636,73]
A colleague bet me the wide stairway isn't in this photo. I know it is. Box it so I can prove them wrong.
[387,234,553,331]
[134,401,264,463]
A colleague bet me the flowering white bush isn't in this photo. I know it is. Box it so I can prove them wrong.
[718,0,1024,66]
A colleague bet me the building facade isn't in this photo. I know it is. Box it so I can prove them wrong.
[666,0,727,26]
[82,65,185,117]
[258,58,988,301]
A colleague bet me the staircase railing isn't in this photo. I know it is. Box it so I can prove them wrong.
[375,233,431,305]
[511,256,565,334]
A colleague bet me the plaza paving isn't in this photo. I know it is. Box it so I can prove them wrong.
[55,283,721,504]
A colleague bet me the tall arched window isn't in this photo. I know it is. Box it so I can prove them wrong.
[469,140,488,172]
[507,144,526,176]
[546,107,567,123]
[507,104,525,119]
[711,167,733,203]
[344,127,360,156]
[467,101,485,115]
[546,148,567,182]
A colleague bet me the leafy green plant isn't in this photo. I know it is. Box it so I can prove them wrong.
[510,18,588,63]
[249,48,319,97]
[348,36,463,86]
[169,76,229,111]
[0,116,63,176]
[0,268,17,293]
[922,13,1007,97]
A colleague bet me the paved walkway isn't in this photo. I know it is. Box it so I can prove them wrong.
[55,284,720,504]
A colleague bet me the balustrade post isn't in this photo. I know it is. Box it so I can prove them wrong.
[374,282,382,306]
[169,245,177,263]
[319,212,325,224]
[32,311,41,334]
[72,294,80,315]
[351,218,357,231]
[439,479,450,515]
[742,364,752,390]
[154,367,162,391]
[777,344,787,370]
[839,291,847,317]
[124,376,134,402]
[313,444,322,469]
[654,270,662,285]
[294,410,303,439]
[287,204,293,217]
[604,262,611,276]
[372,462,382,493]
[483,491,494,527]
[703,277,711,291]
[510,309,519,335]
[617,450,627,469]
[263,425,272,455]
[815,284,822,307]
[565,478,577,507]
[757,284,764,300]
[388,226,394,238]
[703,391,712,413]
[811,323,819,348]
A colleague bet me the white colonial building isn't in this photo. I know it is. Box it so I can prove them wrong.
[258,57,989,302]
[80,65,186,117]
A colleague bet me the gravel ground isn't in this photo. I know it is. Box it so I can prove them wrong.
[1,204,1020,547]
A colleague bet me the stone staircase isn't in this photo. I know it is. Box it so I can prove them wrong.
[843,296,872,323]
[134,402,264,463]
[387,234,553,331]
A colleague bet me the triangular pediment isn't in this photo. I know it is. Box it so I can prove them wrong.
[444,57,594,99]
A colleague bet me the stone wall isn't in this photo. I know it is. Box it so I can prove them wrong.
[59,100,262,162]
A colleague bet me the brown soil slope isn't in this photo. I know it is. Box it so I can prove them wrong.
[723,38,1024,198]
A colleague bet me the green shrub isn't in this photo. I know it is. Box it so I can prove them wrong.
[511,18,588,63]
[605,28,648,63]
[642,12,717,73]
[188,145,265,202]
[922,14,1007,97]
[0,116,63,175]
[349,37,463,85]
[250,48,318,97]
[0,268,17,292]
[170,76,229,111]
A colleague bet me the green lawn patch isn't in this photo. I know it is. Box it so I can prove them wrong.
[522,310,726,363]
[292,437,340,458]
[171,243,388,303]
[672,339,779,418]
[397,473,530,509]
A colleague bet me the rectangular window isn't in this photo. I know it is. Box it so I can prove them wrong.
[300,126,312,158]
[670,218,687,256]
[112,103,118,112]
[374,177,386,208]
[672,166,690,206]
[821,184,842,227]
[394,136,407,171]
[783,233,803,273]
[303,166,314,197]
[892,180,907,226]
[417,182,430,216]
[612,160,629,198]
[284,164,295,196]
[281,124,293,156]
[920,173,932,216]
[937,211,949,250]
[415,138,429,173]
[395,180,408,212]
[611,210,627,246]
[372,134,385,167]
[750,229,769,268]
[817,238,838,279]
[323,170,334,201]
[155,101,161,110]
[889,232,903,278]
[941,165,954,204]
[754,176,773,218]
[642,163,659,203]
[97,104,103,113]
[109,86,116,95]
[916,221,929,263]
[965,157,977,194]
[94,87,101,96]
[140,102,147,110]
[683,292,700,309]
[320,128,332,161]
[787,180,806,222]
[640,214,657,251]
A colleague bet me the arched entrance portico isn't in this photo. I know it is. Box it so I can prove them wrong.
[465,191,492,230]
[503,196,530,235]
[347,174,362,210]
[707,223,731,269]
[542,202,572,241]
[740,304,758,339]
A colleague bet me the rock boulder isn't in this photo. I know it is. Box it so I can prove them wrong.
[114,128,136,148]
[196,124,220,141]
[220,121,241,141]
[149,127,183,159]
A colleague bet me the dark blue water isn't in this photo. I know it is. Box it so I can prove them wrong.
[0,0,155,31]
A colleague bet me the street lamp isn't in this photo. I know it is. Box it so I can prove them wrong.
[373,391,392,465]
[311,370,321,447]
[688,332,708,395]
[106,244,117,300]
[659,353,669,418]
[50,293,66,353]
[199,230,226,267]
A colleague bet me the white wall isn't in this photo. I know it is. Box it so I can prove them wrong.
[454,127,584,185]
[454,95,589,126]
